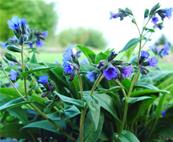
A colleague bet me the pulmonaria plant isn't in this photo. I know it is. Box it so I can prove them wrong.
[0,3,173,142]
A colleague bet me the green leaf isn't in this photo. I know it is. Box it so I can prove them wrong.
[64,105,80,119]
[120,38,139,53]
[4,52,18,62]
[7,45,21,53]
[118,130,140,142]
[54,92,84,107]
[23,120,66,133]
[144,9,149,18]
[131,89,168,96]
[84,112,104,142]
[94,93,121,123]
[30,52,38,63]
[0,123,27,138]
[84,93,100,130]
[0,97,28,111]
[125,8,133,16]
[0,88,19,101]
[8,107,28,123]
[128,96,152,104]
[77,44,96,63]
[26,66,53,75]
[149,3,160,16]
[95,51,110,64]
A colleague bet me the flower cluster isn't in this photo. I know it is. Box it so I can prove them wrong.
[86,51,133,82]
[2,16,48,48]
[151,36,171,58]
[63,45,81,81]
[139,50,158,74]
[151,8,173,29]
[110,8,133,21]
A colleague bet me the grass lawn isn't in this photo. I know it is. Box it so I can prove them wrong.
[37,52,62,63]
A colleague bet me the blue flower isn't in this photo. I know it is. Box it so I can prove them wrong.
[64,64,74,75]
[8,16,21,30]
[36,40,44,47]
[38,75,48,85]
[9,69,18,81]
[141,50,150,59]
[63,45,77,75]
[63,46,73,66]
[161,110,166,117]
[158,8,173,20]
[8,16,27,32]
[152,16,159,25]
[121,65,133,78]
[103,64,118,80]
[86,71,97,82]
[0,42,7,48]
[110,12,120,19]
[160,43,170,57]
[147,57,158,67]
[165,8,173,18]
[41,31,48,39]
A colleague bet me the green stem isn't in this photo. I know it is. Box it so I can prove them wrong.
[77,72,85,142]
[90,74,104,96]
[115,80,128,132]
[79,107,87,142]
[77,72,83,98]
[21,45,27,98]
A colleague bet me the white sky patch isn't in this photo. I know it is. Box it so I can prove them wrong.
[46,0,173,51]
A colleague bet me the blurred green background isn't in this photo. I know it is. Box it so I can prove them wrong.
[0,0,106,50]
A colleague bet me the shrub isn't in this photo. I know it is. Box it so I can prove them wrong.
[0,0,57,40]
[58,28,107,49]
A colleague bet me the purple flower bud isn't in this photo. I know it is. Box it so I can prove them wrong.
[103,64,118,80]
[121,65,133,78]
[38,75,48,85]
[147,57,158,67]
[86,71,97,82]
[108,51,117,61]
[141,50,150,59]
[9,69,18,81]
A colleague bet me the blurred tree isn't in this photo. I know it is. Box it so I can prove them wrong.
[58,28,107,49]
[0,0,57,41]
